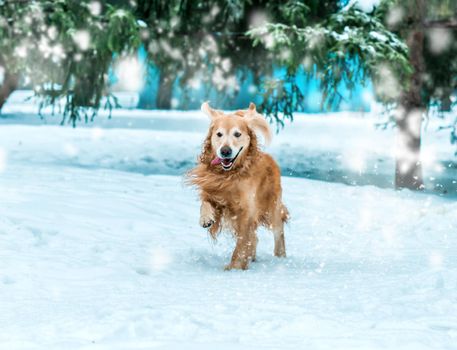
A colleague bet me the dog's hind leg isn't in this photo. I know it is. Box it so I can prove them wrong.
[250,233,259,262]
[272,204,287,258]
[273,224,286,257]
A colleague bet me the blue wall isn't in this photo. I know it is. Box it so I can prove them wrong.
[134,47,372,112]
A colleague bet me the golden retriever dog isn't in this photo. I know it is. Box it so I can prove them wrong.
[187,102,288,270]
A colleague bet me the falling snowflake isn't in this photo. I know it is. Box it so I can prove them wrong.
[72,30,91,51]
[374,64,401,100]
[115,56,144,92]
[386,5,404,28]
[346,0,380,13]
[88,1,101,16]
[427,28,453,55]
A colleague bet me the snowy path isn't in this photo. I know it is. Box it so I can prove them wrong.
[1,161,456,349]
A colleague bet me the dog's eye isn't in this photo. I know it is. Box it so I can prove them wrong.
[234,131,241,138]
[216,132,223,137]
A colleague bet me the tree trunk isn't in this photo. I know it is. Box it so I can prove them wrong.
[395,0,426,190]
[156,70,174,109]
[0,69,19,111]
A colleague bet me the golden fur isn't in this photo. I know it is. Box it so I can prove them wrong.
[187,102,289,270]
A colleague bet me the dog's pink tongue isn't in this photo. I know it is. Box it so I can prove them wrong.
[211,157,222,165]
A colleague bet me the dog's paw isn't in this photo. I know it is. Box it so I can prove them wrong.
[199,216,214,229]
[199,202,215,229]
[224,261,248,271]
[224,264,232,271]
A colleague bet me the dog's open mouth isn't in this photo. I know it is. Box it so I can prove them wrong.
[212,147,243,171]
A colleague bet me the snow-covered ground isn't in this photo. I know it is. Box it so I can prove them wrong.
[1,95,457,349]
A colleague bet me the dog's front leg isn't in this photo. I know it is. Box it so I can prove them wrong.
[225,220,256,271]
[199,201,215,229]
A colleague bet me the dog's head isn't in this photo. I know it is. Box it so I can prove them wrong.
[200,102,271,172]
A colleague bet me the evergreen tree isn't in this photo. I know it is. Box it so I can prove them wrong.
[128,1,341,110]
[0,0,141,124]
[384,0,457,189]
[249,0,456,190]
[131,0,252,109]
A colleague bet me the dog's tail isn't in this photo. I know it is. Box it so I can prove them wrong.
[280,203,290,223]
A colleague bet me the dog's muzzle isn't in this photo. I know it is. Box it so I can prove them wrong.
[212,147,243,170]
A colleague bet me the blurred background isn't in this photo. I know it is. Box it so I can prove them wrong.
[0,0,456,194]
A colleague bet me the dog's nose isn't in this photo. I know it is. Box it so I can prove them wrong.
[220,146,232,158]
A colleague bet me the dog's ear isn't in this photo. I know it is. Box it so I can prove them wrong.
[201,102,219,120]
[245,108,272,146]
[234,103,256,117]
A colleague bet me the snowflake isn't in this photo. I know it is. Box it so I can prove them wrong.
[73,30,91,51]
[115,57,144,92]
[88,1,101,16]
